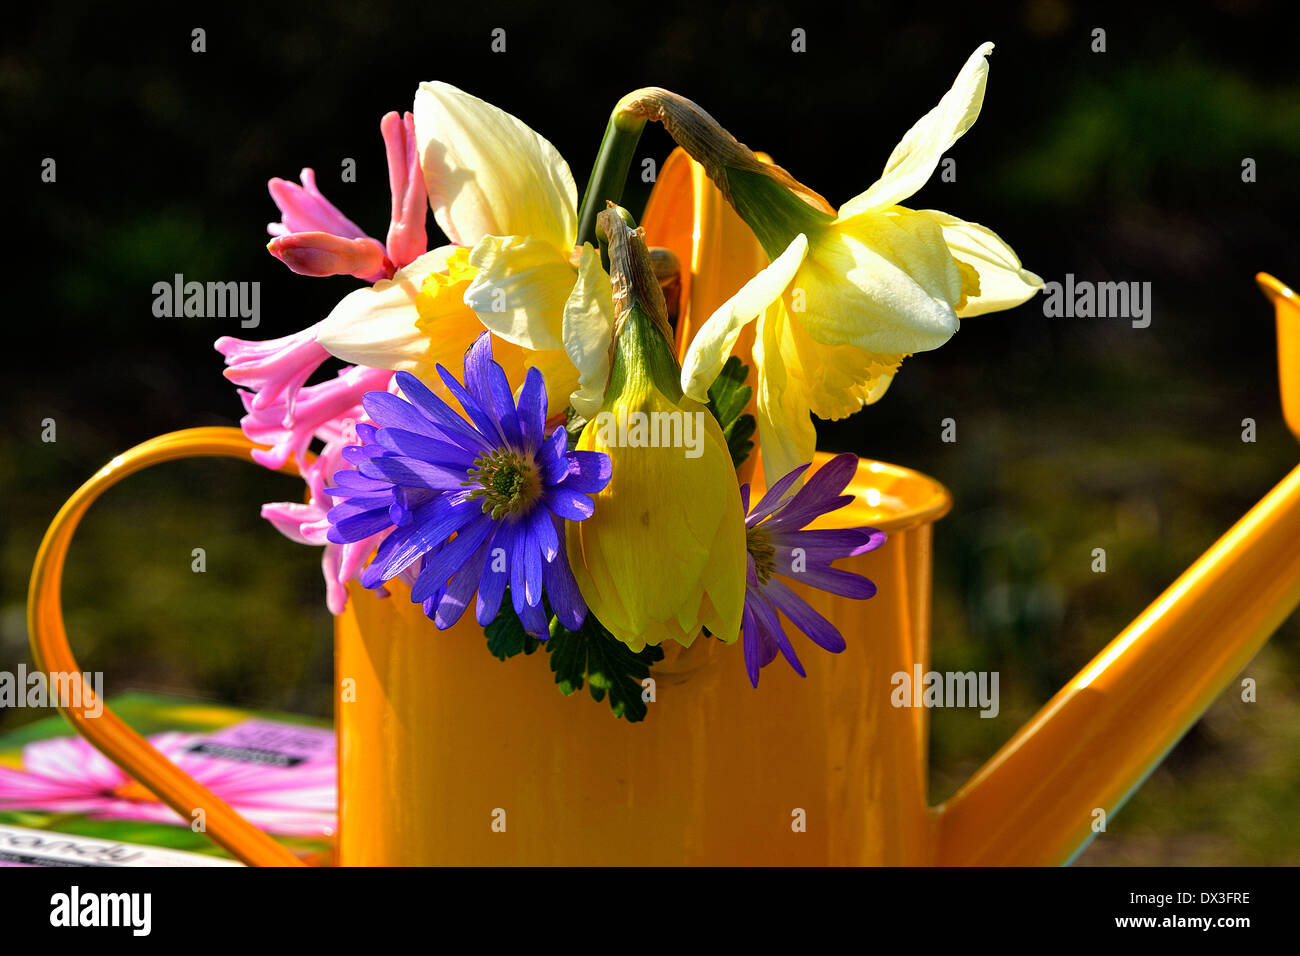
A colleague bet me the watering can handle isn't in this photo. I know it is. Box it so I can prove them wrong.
[26,427,308,867]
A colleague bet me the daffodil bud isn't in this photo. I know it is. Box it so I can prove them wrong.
[564,205,747,652]
[613,88,836,258]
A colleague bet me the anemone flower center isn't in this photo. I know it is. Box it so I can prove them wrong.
[746,524,777,585]
[467,449,542,519]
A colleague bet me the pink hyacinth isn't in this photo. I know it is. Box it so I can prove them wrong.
[265,111,428,281]
[214,323,331,418]
[250,373,406,614]
[217,106,430,613]
[238,364,393,471]
[261,418,399,615]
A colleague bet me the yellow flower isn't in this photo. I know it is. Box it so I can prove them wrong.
[315,81,613,413]
[677,43,1043,479]
[316,246,577,405]
[421,80,618,416]
[565,208,746,651]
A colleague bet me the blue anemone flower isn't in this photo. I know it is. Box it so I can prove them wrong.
[325,332,612,636]
[740,453,886,687]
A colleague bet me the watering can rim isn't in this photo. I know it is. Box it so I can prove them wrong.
[802,451,953,533]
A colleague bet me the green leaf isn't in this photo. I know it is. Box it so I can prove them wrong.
[483,591,541,661]
[482,589,663,722]
[707,356,752,423]
[706,356,756,468]
[723,413,756,469]
[564,405,587,452]
[545,614,664,722]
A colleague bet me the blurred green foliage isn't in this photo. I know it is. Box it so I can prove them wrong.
[2,1,1299,864]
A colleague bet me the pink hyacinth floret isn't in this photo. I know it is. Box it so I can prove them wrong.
[214,322,331,417]
[268,231,391,282]
[238,364,394,471]
[267,166,368,240]
[381,110,428,270]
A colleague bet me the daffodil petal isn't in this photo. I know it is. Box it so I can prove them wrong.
[562,243,615,417]
[916,209,1043,316]
[680,234,808,403]
[464,235,573,352]
[494,340,580,424]
[414,81,577,249]
[796,209,960,353]
[752,304,820,485]
[838,42,994,217]
[316,246,472,373]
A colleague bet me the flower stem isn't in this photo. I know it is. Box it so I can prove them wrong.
[576,110,647,249]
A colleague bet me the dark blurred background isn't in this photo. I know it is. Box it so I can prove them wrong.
[3,0,1299,864]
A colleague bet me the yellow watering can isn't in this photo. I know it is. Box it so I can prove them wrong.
[25,152,1300,866]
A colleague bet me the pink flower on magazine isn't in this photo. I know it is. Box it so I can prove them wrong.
[0,729,336,838]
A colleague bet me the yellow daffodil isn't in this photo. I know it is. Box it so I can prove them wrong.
[316,81,613,412]
[565,207,747,651]
[666,43,1042,479]
[434,80,621,414]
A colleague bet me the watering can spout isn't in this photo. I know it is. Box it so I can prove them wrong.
[1258,273,1300,442]
[934,274,1300,865]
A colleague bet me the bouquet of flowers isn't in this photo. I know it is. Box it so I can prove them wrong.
[216,42,1040,721]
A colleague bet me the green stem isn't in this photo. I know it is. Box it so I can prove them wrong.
[727,167,836,259]
[576,110,647,249]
